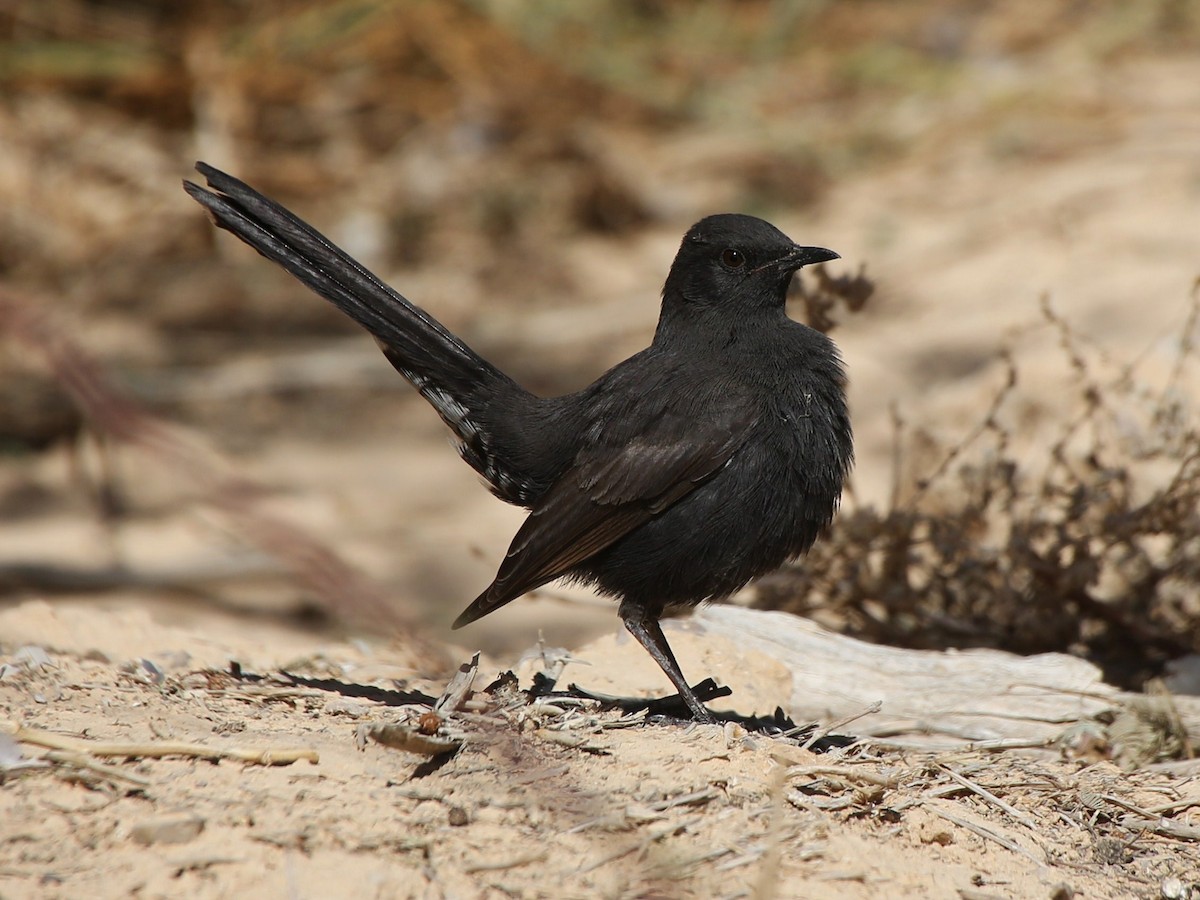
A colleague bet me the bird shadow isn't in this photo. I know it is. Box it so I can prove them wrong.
[523,671,857,752]
[227,664,856,752]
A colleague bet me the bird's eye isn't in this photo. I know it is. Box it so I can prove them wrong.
[720,248,746,269]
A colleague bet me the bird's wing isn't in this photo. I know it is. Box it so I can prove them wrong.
[452,384,759,627]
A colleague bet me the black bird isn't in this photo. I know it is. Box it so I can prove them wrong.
[184,163,853,723]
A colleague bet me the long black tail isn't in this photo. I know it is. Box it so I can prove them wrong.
[185,162,539,504]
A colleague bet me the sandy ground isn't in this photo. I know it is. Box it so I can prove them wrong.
[3,599,1199,900]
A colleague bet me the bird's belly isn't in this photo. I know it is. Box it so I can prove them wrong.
[578,431,839,613]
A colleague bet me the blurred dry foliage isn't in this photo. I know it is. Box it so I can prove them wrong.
[756,289,1200,690]
[4,0,1198,326]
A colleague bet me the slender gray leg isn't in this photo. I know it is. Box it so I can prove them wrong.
[621,610,716,724]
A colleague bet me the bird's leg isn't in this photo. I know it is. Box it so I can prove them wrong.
[620,605,716,724]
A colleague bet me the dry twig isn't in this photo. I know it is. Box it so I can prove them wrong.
[6,721,318,766]
[924,802,1043,865]
[939,764,1038,830]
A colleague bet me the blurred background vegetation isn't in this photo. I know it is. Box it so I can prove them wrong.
[1,0,1198,689]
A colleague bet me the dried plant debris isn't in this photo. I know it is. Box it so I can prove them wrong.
[790,261,875,335]
[525,673,856,750]
[4,720,319,770]
[207,650,856,773]
[758,291,1200,694]
[1104,685,1194,771]
[360,654,481,759]
[785,746,1200,855]
[4,624,1200,897]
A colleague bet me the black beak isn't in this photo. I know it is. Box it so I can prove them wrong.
[755,245,840,276]
[785,245,840,269]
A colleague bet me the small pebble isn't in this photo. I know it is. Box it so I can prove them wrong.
[130,813,205,846]
[1161,877,1199,900]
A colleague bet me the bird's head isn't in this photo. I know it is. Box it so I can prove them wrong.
[660,214,838,316]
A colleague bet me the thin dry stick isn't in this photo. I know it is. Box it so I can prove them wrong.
[1101,792,1200,838]
[1116,816,1200,842]
[888,401,905,513]
[536,729,607,753]
[433,653,480,714]
[8,722,318,766]
[1161,276,1200,405]
[751,764,788,900]
[461,851,548,874]
[962,737,1057,752]
[908,348,1017,506]
[647,787,721,813]
[786,765,898,789]
[43,750,153,786]
[799,700,883,750]
[925,803,1043,865]
[939,765,1037,830]
[870,736,1053,753]
[1147,795,1200,815]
